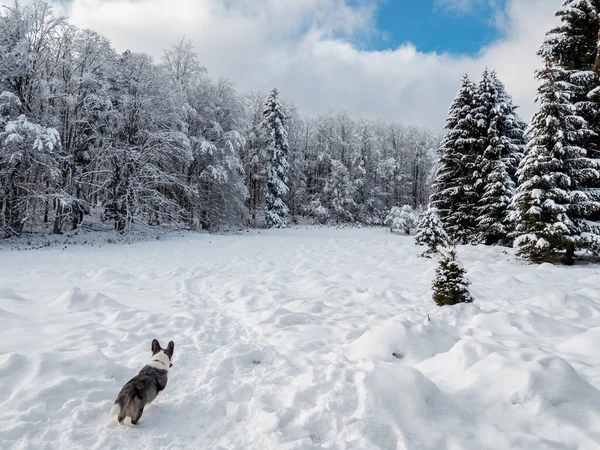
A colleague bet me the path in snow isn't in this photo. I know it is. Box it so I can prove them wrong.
[1,228,599,449]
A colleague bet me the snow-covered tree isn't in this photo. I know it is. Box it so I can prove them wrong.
[545,0,600,163]
[185,77,248,229]
[473,70,526,245]
[0,114,62,236]
[510,61,593,264]
[324,159,356,223]
[162,38,206,88]
[51,27,115,232]
[241,90,269,226]
[431,75,479,242]
[510,0,600,262]
[386,205,417,235]
[262,88,289,228]
[539,1,600,246]
[353,120,381,224]
[284,103,307,223]
[415,206,448,257]
[102,51,192,232]
[432,247,473,307]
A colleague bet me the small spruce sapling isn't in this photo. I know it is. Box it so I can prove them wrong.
[415,206,448,257]
[432,245,473,307]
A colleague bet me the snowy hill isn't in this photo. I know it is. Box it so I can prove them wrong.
[1,228,599,449]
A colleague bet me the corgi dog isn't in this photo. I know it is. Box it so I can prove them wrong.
[110,339,174,425]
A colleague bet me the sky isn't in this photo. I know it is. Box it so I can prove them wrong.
[374,0,506,54]
[40,0,561,130]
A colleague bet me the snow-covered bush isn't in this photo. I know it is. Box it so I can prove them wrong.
[386,205,417,235]
[305,199,329,224]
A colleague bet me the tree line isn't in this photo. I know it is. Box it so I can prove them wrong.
[0,1,438,238]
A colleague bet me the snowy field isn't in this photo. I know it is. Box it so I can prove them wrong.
[1,227,600,450]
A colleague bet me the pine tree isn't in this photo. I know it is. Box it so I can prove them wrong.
[510,61,588,264]
[262,88,290,228]
[432,246,473,307]
[474,70,526,245]
[539,0,600,247]
[510,0,600,262]
[415,206,448,257]
[431,75,479,242]
[545,0,600,163]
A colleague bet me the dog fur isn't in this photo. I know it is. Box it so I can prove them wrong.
[110,339,174,425]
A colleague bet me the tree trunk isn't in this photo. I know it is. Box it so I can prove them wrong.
[564,242,575,266]
[44,181,49,223]
[593,27,600,73]
[116,200,126,233]
[53,202,63,234]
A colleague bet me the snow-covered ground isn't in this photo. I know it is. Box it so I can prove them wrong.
[1,227,600,449]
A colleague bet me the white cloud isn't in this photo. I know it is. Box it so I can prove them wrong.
[435,0,500,14]
[56,0,560,130]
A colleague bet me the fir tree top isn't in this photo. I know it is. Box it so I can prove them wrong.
[542,0,600,72]
[262,88,289,151]
[431,74,479,241]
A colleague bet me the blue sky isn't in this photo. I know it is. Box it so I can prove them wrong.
[372,0,506,55]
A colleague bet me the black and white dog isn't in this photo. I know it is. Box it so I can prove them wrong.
[110,339,175,425]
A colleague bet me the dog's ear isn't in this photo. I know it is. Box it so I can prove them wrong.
[165,341,174,358]
[151,339,161,355]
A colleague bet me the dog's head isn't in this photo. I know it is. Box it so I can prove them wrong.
[151,339,175,370]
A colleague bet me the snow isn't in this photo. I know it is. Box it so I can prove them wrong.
[1,227,600,449]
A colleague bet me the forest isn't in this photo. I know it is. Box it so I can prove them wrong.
[0,0,437,238]
[1,0,599,265]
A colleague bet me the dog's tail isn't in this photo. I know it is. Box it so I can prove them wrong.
[110,393,129,418]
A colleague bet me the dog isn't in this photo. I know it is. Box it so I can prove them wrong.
[110,339,175,425]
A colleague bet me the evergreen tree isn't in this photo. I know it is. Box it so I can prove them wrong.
[510,61,591,264]
[510,0,600,262]
[545,0,600,162]
[432,246,473,307]
[431,75,479,242]
[262,88,290,228]
[415,206,448,257]
[540,0,600,240]
[474,70,526,245]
